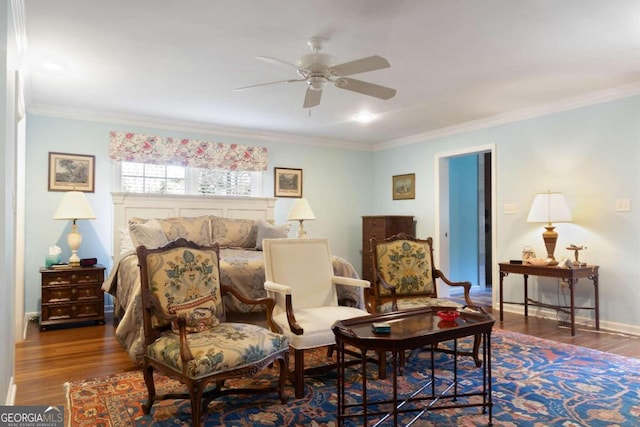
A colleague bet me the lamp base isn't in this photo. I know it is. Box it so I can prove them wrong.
[297,220,307,238]
[67,223,83,266]
[542,225,558,265]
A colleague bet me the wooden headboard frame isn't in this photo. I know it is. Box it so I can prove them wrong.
[111,192,276,263]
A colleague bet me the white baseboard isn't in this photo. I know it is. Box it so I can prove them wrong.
[5,376,16,405]
[500,304,640,338]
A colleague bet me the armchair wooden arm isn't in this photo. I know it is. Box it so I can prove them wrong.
[434,269,473,306]
[264,281,303,335]
[220,284,280,333]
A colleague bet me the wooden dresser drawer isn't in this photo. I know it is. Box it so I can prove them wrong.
[42,283,102,303]
[41,301,104,322]
[40,265,106,331]
[41,270,103,286]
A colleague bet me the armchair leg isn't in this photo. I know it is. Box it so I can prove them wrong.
[142,363,155,415]
[294,349,306,399]
[277,356,289,403]
[188,382,205,427]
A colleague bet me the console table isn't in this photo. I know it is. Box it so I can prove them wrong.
[498,262,599,336]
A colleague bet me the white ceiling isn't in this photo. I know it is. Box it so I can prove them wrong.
[21,0,640,149]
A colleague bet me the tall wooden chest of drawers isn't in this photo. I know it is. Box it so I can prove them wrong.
[362,216,415,283]
[39,265,106,331]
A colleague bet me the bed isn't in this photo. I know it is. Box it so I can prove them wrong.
[104,192,363,363]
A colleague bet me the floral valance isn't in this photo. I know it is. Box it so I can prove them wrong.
[109,131,268,171]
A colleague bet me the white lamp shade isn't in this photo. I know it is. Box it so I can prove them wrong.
[53,191,96,220]
[287,198,316,221]
[527,192,572,224]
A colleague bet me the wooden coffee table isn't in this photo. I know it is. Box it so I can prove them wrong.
[332,306,495,426]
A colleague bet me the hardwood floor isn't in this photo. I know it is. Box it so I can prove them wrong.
[14,308,640,408]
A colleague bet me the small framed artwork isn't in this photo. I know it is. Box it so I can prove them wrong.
[274,167,303,198]
[392,173,415,200]
[48,152,95,192]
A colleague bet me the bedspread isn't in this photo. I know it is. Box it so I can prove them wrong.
[103,249,364,363]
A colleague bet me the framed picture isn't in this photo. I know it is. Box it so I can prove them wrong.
[48,152,95,192]
[392,173,415,200]
[274,167,303,198]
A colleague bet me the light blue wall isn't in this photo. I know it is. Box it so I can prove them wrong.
[449,155,479,284]
[23,115,373,314]
[21,91,640,333]
[372,96,640,331]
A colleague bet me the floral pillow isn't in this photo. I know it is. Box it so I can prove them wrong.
[157,216,212,247]
[211,217,257,248]
[255,220,291,250]
[129,218,168,249]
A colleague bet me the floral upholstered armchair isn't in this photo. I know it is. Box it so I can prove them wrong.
[369,233,481,367]
[137,238,289,427]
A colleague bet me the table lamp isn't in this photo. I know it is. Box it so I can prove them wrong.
[54,191,96,265]
[526,191,572,265]
[287,198,316,238]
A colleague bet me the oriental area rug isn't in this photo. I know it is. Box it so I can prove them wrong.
[65,330,640,426]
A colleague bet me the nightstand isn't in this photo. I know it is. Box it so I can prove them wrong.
[39,265,106,331]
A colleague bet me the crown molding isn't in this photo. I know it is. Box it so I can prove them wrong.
[375,82,640,151]
[28,80,640,154]
[26,105,374,152]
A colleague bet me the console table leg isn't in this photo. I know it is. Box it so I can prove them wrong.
[523,274,529,317]
[570,281,576,336]
[499,272,506,321]
[593,275,600,330]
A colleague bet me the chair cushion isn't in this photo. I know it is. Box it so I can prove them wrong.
[144,247,224,332]
[375,240,436,297]
[377,297,461,313]
[272,306,368,349]
[147,322,289,379]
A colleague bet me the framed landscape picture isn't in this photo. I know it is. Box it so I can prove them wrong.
[48,152,95,192]
[274,167,303,198]
[392,173,415,200]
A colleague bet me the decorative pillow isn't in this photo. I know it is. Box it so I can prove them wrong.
[129,218,168,249]
[157,216,212,246]
[255,220,291,250]
[211,217,258,248]
[119,227,135,255]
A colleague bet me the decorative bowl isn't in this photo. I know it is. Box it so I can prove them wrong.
[437,310,460,322]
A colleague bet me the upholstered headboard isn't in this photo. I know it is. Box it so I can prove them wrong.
[111,192,276,263]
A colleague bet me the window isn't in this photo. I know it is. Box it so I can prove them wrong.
[117,162,262,196]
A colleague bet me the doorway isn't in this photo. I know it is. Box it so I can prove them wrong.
[434,144,496,303]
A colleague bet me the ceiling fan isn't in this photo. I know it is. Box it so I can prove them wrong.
[234,37,396,108]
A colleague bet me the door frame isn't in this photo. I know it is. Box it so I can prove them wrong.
[434,143,497,304]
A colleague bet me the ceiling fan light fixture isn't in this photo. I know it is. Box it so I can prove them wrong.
[354,112,377,123]
[308,76,327,91]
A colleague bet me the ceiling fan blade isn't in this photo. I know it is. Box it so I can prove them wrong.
[257,56,302,71]
[233,78,305,91]
[334,77,396,100]
[303,88,322,108]
[329,55,390,77]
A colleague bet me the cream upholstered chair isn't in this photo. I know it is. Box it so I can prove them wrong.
[137,238,289,427]
[370,232,481,367]
[262,238,371,398]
